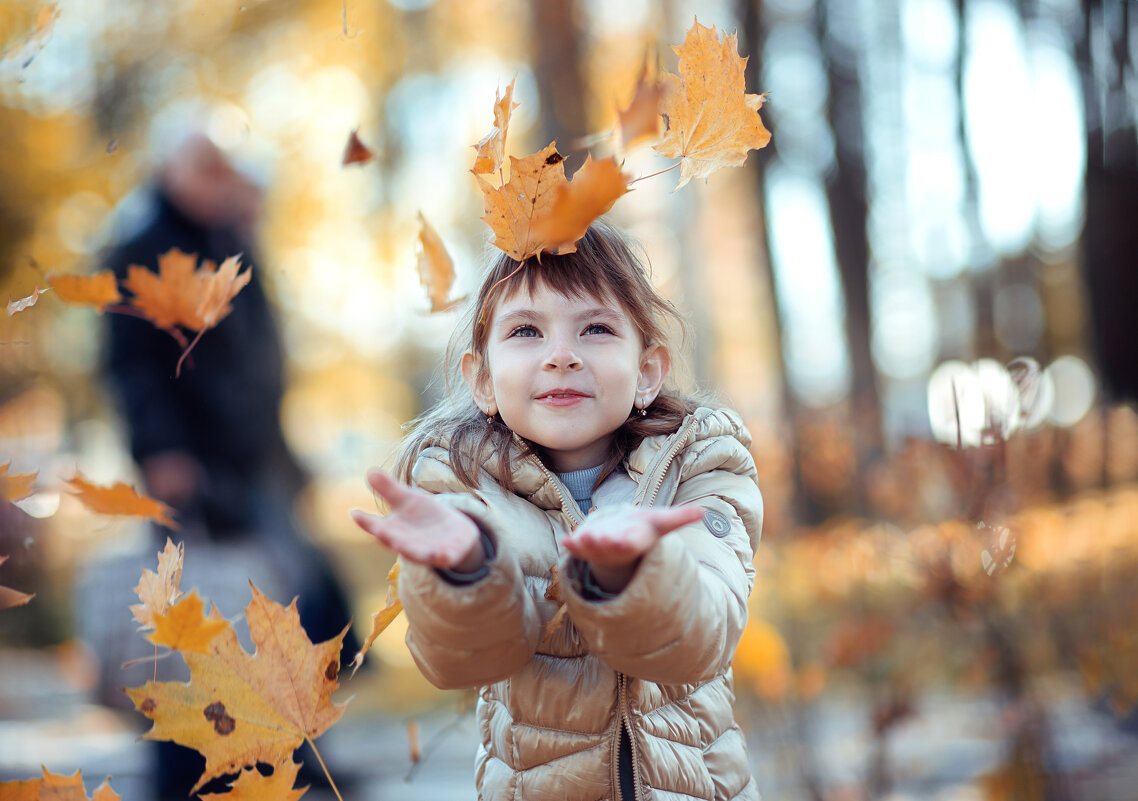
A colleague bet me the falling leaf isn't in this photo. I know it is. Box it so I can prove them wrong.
[654,19,771,189]
[477,142,572,261]
[198,757,307,801]
[539,564,567,645]
[65,474,177,528]
[0,766,120,801]
[131,537,184,630]
[471,77,519,176]
[1,463,38,502]
[617,56,665,150]
[416,213,458,312]
[529,155,631,253]
[48,272,121,312]
[0,555,34,611]
[350,561,401,675]
[125,583,349,794]
[541,604,569,645]
[342,128,375,166]
[147,590,229,654]
[123,248,250,333]
[7,286,49,317]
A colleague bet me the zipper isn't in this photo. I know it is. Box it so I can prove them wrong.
[528,451,585,530]
[634,413,700,509]
[613,672,644,801]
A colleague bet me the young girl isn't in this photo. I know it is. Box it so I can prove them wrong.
[351,222,763,801]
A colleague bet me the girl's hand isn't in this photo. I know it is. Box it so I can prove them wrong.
[351,469,483,571]
[562,504,704,593]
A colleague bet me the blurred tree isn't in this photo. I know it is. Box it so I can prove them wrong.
[1077,0,1138,406]
[529,0,589,167]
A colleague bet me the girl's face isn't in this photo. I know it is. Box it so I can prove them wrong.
[463,281,669,472]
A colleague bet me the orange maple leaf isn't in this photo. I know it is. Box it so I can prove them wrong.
[477,142,573,262]
[342,128,375,166]
[1,462,38,502]
[198,757,307,801]
[6,286,49,316]
[0,766,120,801]
[147,590,229,654]
[416,212,459,312]
[125,583,349,794]
[350,561,401,675]
[529,155,631,254]
[123,248,250,332]
[48,272,121,312]
[654,19,772,189]
[618,56,665,150]
[0,554,34,611]
[471,77,519,176]
[65,474,177,528]
[131,537,184,629]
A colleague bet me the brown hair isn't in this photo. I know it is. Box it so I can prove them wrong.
[394,220,705,490]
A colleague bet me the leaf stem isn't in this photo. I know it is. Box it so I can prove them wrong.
[478,262,525,326]
[306,737,344,801]
[175,328,206,378]
[628,161,680,185]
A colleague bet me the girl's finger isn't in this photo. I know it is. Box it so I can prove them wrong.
[648,505,705,536]
[365,468,419,510]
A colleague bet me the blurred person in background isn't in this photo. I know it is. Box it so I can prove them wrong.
[93,132,357,799]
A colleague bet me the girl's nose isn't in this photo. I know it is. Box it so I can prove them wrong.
[543,341,581,370]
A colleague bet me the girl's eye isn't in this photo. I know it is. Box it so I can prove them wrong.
[583,323,614,335]
[508,325,539,338]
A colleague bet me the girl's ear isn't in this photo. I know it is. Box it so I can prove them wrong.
[636,343,670,408]
[461,350,498,416]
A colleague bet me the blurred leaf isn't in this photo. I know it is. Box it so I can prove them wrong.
[342,128,375,166]
[350,560,402,675]
[617,55,664,150]
[1,462,37,502]
[0,766,119,801]
[124,249,249,332]
[48,271,121,312]
[415,212,459,312]
[65,474,177,528]
[6,286,48,316]
[0,555,34,611]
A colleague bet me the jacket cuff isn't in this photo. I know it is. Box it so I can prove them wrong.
[566,557,623,601]
[436,519,496,586]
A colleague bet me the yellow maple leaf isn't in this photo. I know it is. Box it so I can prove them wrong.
[0,766,120,801]
[1,462,37,502]
[350,561,401,675]
[147,590,229,654]
[198,757,307,801]
[471,77,519,176]
[416,212,458,312]
[125,583,349,793]
[654,19,772,189]
[529,155,631,254]
[65,474,177,528]
[0,554,34,611]
[123,248,250,332]
[131,537,184,630]
[47,272,121,312]
[477,142,572,261]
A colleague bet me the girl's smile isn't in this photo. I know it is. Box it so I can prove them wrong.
[464,282,668,472]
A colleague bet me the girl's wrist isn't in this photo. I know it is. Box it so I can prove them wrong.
[586,558,640,595]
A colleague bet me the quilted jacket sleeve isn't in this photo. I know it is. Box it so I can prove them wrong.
[559,435,762,685]
[397,451,544,689]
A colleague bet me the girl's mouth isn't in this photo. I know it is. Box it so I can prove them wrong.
[536,390,591,406]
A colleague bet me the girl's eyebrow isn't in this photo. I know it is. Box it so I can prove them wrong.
[495,306,628,329]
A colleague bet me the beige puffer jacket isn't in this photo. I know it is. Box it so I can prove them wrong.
[398,407,763,801]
